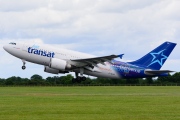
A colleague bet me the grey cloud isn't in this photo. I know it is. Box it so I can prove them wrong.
[0,0,49,12]
[94,0,161,13]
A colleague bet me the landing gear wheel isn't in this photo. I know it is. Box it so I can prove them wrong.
[21,59,26,70]
[72,78,76,83]
[22,66,26,70]
[77,77,81,83]
[82,77,86,81]
[73,72,86,83]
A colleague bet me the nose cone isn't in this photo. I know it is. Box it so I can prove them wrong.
[3,45,8,51]
[3,45,11,53]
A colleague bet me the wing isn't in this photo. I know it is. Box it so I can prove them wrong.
[69,54,124,68]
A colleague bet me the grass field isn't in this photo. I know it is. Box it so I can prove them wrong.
[0,86,180,120]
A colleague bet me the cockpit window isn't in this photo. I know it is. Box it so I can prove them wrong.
[9,42,16,45]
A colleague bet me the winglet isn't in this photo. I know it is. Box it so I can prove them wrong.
[118,54,124,59]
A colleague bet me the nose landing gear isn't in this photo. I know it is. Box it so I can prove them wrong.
[22,60,26,70]
[22,66,26,70]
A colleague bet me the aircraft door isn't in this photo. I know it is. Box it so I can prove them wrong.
[22,44,31,58]
[22,44,28,52]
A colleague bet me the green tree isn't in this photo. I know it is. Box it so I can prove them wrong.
[126,78,139,84]
[0,78,5,85]
[81,77,92,84]
[95,78,111,84]
[146,77,153,84]
[46,76,56,85]
[157,76,171,84]
[138,78,148,84]
[60,74,73,84]
[171,72,180,83]
[29,74,45,85]
[31,74,43,80]
[5,77,15,85]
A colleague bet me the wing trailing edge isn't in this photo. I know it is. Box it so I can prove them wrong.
[70,54,124,68]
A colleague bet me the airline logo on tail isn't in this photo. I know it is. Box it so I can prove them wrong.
[148,49,168,67]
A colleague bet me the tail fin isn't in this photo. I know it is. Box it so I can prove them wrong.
[128,42,176,70]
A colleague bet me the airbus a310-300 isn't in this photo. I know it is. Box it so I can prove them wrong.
[3,41,176,82]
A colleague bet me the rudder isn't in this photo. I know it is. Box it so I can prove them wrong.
[128,42,176,70]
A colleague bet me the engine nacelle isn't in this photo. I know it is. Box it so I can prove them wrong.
[44,66,59,74]
[49,58,71,71]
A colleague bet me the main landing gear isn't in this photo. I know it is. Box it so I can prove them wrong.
[22,60,26,70]
[72,76,86,83]
[72,73,86,83]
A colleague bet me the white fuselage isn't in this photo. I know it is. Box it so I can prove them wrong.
[3,43,121,79]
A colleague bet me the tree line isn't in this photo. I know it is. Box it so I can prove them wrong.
[0,72,180,86]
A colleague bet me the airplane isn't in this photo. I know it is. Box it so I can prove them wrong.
[3,41,176,82]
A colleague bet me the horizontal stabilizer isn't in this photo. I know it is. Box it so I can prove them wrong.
[145,69,174,75]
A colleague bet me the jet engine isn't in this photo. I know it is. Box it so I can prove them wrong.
[44,66,59,74]
[49,58,71,71]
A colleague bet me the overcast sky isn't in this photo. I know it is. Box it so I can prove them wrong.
[0,0,180,79]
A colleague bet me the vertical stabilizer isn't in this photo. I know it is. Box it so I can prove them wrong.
[128,42,176,70]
